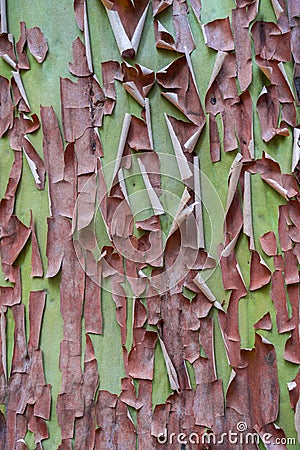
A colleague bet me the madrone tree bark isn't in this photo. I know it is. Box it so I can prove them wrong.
[0,0,299,448]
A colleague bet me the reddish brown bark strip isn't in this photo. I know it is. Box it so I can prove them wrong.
[28,291,46,352]
[0,76,13,138]
[232,6,253,91]
[260,231,277,256]
[203,18,234,52]
[96,391,136,449]
[26,26,48,63]
[249,250,271,291]
[254,312,272,330]
[74,335,98,450]
[226,334,279,430]
[84,274,102,335]
[157,55,205,128]
[0,215,31,266]
[30,211,43,278]
[102,60,122,115]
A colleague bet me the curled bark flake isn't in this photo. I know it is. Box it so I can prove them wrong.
[206,54,254,155]
[232,6,253,91]
[164,115,193,181]
[154,0,194,53]
[11,77,29,112]
[203,17,234,52]
[12,71,30,110]
[189,0,202,22]
[252,21,291,62]
[157,292,198,390]
[226,334,279,429]
[75,173,97,232]
[271,0,289,32]
[221,266,247,345]
[135,216,160,231]
[27,408,49,444]
[157,55,205,128]
[271,270,293,333]
[125,257,148,298]
[28,291,46,353]
[283,248,299,285]
[209,113,221,162]
[0,149,22,229]
[74,0,84,31]
[41,106,64,184]
[69,37,91,77]
[110,113,131,188]
[219,248,245,293]
[30,211,43,278]
[101,60,122,115]
[278,204,293,252]
[288,372,300,442]
[288,2,300,103]
[284,284,300,364]
[218,311,242,370]
[0,215,31,266]
[127,116,152,151]
[27,26,48,63]
[128,330,157,380]
[256,57,296,120]
[154,19,176,51]
[11,304,27,374]
[84,273,102,335]
[256,86,285,143]
[138,158,164,215]
[0,75,13,138]
[254,312,272,330]
[292,127,300,171]
[101,0,149,59]
[45,216,71,278]
[9,113,39,152]
[243,171,254,250]
[152,0,172,17]
[60,76,105,143]
[23,137,45,190]
[249,250,271,291]
[0,266,21,306]
[0,32,16,68]
[260,231,277,256]
[193,156,205,248]
[158,335,180,392]
[223,188,243,257]
[249,152,298,199]
[122,61,155,107]
[172,0,195,54]
[193,273,224,311]
[15,22,29,70]
[222,91,254,156]
[42,106,77,217]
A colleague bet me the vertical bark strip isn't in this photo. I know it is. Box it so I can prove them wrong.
[0,0,299,448]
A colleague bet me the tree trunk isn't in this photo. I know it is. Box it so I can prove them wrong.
[0,0,299,448]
